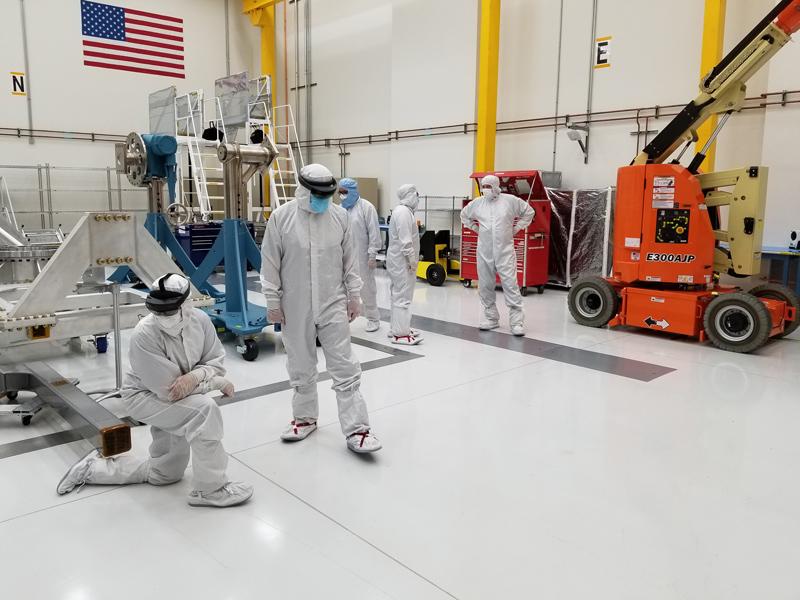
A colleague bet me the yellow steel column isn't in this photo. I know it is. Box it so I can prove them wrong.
[697,0,727,172]
[475,0,501,173]
[243,1,278,209]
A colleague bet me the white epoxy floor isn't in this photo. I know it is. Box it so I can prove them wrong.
[2,270,800,599]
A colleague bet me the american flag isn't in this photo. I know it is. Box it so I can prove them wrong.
[81,0,185,79]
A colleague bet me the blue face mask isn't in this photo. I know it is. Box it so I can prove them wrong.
[341,194,358,209]
[310,195,330,213]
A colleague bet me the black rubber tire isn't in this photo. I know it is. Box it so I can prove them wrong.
[567,276,619,328]
[462,279,472,288]
[426,263,446,287]
[22,415,32,426]
[537,285,545,295]
[703,292,772,353]
[6,391,18,401]
[520,286,529,297]
[242,338,259,361]
[750,283,800,338]
[96,336,108,354]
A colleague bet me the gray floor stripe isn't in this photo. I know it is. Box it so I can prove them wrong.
[0,339,420,460]
[380,309,674,382]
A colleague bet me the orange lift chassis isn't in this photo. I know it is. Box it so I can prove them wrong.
[568,0,800,353]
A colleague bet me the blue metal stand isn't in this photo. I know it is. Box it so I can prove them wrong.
[109,214,220,298]
[189,219,271,340]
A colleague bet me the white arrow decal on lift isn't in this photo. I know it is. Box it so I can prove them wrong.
[644,317,670,329]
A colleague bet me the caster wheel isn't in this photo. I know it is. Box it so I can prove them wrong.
[96,336,108,354]
[6,391,18,401]
[242,339,259,362]
[462,279,472,288]
[22,415,32,426]
[537,285,545,294]
[520,286,529,297]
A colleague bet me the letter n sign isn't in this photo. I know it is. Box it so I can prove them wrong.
[11,72,26,96]
[595,37,611,69]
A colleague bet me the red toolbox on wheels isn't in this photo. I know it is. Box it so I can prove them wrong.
[461,171,552,296]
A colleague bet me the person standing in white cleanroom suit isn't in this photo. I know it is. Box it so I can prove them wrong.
[339,178,382,333]
[57,273,253,508]
[460,175,535,336]
[387,184,423,345]
[260,164,382,453]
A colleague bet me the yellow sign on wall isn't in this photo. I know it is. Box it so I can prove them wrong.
[11,72,26,96]
[595,37,612,69]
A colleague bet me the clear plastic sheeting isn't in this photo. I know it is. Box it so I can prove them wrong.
[546,187,615,287]
[149,87,177,136]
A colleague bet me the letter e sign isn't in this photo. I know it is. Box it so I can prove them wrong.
[595,38,611,69]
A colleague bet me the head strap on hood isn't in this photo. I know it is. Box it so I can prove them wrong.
[298,164,337,198]
[146,273,190,314]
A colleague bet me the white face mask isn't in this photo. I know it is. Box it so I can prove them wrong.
[153,305,190,336]
[340,192,348,201]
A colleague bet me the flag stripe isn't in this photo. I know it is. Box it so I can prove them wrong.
[83,40,183,61]
[123,7,183,24]
[125,27,183,42]
[125,36,183,52]
[84,50,184,70]
[84,61,185,78]
[125,17,183,33]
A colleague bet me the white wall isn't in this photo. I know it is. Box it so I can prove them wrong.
[272,0,800,247]
[0,0,258,230]
[3,0,798,246]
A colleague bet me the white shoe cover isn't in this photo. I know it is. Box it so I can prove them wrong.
[57,449,100,495]
[366,320,380,333]
[188,481,254,507]
[391,334,422,346]
[280,420,318,441]
[388,328,420,338]
[479,321,500,331]
[347,431,382,453]
[511,325,524,336]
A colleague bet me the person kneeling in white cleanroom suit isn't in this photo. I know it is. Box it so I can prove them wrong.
[339,178,382,333]
[260,164,382,453]
[460,175,535,336]
[387,184,423,346]
[57,273,253,508]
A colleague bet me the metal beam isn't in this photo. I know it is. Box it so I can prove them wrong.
[697,0,727,172]
[475,0,501,173]
[242,0,283,12]
[0,362,131,456]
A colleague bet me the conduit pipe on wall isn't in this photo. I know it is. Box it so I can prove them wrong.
[20,0,34,145]
[552,0,565,171]
[4,89,799,147]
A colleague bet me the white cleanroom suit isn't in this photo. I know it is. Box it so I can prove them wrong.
[387,184,422,344]
[340,178,382,331]
[260,164,381,453]
[460,175,535,334]
[57,274,252,508]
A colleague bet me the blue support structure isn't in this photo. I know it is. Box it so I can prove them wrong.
[191,219,269,338]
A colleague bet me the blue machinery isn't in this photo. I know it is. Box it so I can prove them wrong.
[114,132,279,361]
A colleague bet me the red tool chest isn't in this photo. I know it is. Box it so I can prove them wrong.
[461,171,552,295]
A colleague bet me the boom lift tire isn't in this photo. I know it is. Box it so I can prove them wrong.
[703,292,772,353]
[749,283,800,338]
[568,276,619,328]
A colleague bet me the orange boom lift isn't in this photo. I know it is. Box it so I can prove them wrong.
[568,0,800,353]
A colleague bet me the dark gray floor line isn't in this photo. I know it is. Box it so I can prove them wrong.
[379,309,675,382]
[244,272,672,381]
[0,339,420,460]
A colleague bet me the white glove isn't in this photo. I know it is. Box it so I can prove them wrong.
[368,259,377,270]
[347,297,361,323]
[168,372,198,402]
[408,261,418,274]
[268,307,285,325]
[211,376,234,398]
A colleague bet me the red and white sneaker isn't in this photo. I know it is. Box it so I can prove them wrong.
[347,431,382,453]
[280,420,318,441]
[391,334,422,346]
